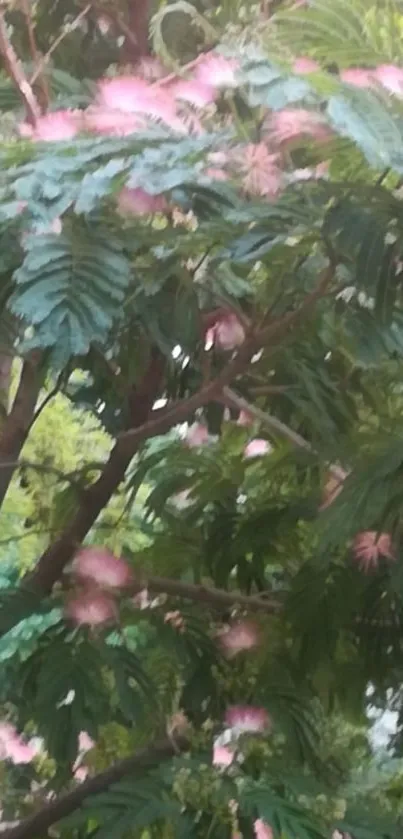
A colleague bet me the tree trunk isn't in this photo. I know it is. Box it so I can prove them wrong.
[122,0,151,64]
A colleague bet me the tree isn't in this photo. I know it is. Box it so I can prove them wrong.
[0,0,402,837]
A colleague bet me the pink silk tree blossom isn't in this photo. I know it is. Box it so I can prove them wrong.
[185,422,209,447]
[72,547,133,589]
[66,590,118,626]
[20,110,82,141]
[219,621,260,657]
[0,723,37,764]
[225,705,271,735]
[117,187,167,216]
[237,143,282,198]
[254,820,274,839]
[210,313,246,351]
[194,52,239,89]
[293,57,320,74]
[373,64,403,96]
[244,439,272,458]
[266,108,332,147]
[213,743,235,767]
[84,108,146,136]
[352,531,395,571]
[169,79,217,108]
[340,68,375,88]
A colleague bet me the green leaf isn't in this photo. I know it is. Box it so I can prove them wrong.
[11,226,131,362]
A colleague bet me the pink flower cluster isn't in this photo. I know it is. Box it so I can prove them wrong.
[66,546,133,627]
[19,51,238,145]
[352,531,395,572]
[225,705,271,735]
[0,722,38,764]
[73,730,95,782]
[339,64,403,96]
[219,620,260,658]
[213,704,271,768]
[205,312,246,351]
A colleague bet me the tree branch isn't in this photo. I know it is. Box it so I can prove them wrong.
[17,262,335,611]
[0,10,40,123]
[1,735,189,839]
[130,573,281,613]
[29,3,92,86]
[0,353,45,508]
[20,0,49,109]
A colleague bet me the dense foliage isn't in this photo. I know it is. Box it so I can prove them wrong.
[1,1,403,837]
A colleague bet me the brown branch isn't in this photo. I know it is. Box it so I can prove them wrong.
[130,573,281,613]
[0,353,44,508]
[26,350,166,593]
[20,0,49,109]
[1,735,189,839]
[121,0,151,63]
[0,10,40,124]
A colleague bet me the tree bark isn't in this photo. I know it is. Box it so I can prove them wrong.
[26,350,166,593]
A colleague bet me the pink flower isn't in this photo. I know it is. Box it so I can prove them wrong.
[213,744,235,767]
[353,531,395,571]
[117,187,167,216]
[98,76,155,111]
[97,77,185,130]
[194,52,239,89]
[72,547,132,589]
[84,108,146,136]
[254,820,274,839]
[185,422,209,447]
[0,723,36,764]
[6,740,37,764]
[244,439,272,459]
[219,621,260,657]
[340,68,375,88]
[74,765,89,782]
[169,79,217,108]
[225,705,271,735]
[373,64,403,96]
[237,143,282,197]
[211,314,245,351]
[20,110,82,142]
[66,590,117,626]
[78,731,95,754]
[293,57,320,74]
[266,109,331,146]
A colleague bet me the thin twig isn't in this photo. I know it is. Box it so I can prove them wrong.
[0,10,40,123]
[28,370,66,432]
[30,3,92,85]
[222,387,347,483]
